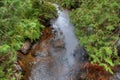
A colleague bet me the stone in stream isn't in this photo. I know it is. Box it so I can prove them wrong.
[52,39,65,48]
[34,51,49,57]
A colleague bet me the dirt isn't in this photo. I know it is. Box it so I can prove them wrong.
[18,27,53,80]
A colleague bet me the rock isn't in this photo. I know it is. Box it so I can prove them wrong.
[35,51,49,57]
[20,40,31,54]
[14,61,22,71]
[115,39,120,56]
[116,73,120,80]
[112,73,120,80]
[53,39,65,48]
[116,39,120,46]
[73,46,88,62]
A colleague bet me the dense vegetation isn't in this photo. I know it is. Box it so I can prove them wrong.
[0,0,57,79]
[49,0,120,73]
[70,0,120,73]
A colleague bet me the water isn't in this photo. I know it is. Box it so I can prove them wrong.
[52,5,78,66]
[29,5,87,80]
[51,5,79,80]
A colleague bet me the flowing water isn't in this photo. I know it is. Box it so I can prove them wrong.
[29,5,87,80]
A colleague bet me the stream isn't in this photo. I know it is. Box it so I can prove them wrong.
[28,5,88,80]
[17,4,120,80]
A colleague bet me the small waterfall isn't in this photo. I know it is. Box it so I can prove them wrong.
[52,4,79,66]
[29,4,87,80]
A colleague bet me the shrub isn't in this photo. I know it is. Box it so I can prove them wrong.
[46,0,81,9]
[70,0,120,73]
[0,0,57,79]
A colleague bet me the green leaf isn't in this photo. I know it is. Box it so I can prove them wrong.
[105,47,112,55]
[104,57,114,66]
[0,66,5,78]
[106,25,115,31]
[0,44,10,54]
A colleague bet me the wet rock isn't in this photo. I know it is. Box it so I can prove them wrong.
[20,40,31,54]
[73,46,88,62]
[113,73,120,80]
[29,61,56,80]
[35,51,49,57]
[53,39,65,48]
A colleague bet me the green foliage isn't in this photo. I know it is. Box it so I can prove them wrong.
[0,0,57,79]
[47,0,81,9]
[59,0,79,9]
[32,0,57,24]
[0,44,10,54]
[40,2,57,20]
[70,0,120,73]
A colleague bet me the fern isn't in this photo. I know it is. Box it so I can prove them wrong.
[70,0,120,73]
[0,0,57,79]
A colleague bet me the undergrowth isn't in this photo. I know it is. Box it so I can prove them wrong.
[0,0,57,79]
